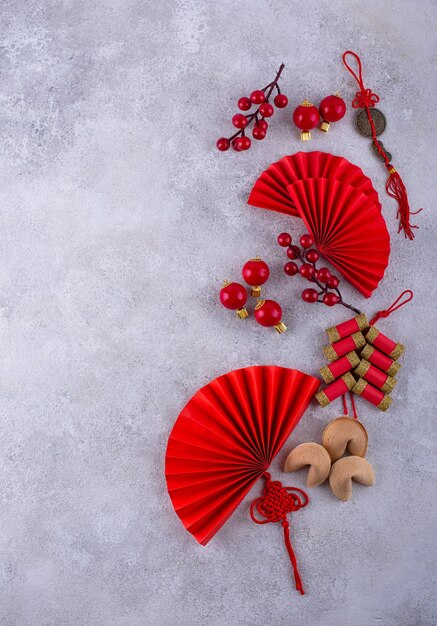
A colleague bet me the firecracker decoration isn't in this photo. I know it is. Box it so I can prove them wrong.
[254,299,287,333]
[342,50,422,240]
[318,94,347,132]
[277,232,361,312]
[284,417,375,501]
[219,281,249,319]
[314,290,413,415]
[292,100,320,140]
[216,64,288,152]
[242,256,270,297]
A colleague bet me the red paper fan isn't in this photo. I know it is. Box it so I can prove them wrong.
[286,177,390,297]
[247,151,381,217]
[166,366,319,546]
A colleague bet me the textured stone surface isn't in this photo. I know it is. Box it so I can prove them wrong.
[0,1,436,624]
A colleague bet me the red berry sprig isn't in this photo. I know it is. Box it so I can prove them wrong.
[277,232,361,314]
[216,64,288,152]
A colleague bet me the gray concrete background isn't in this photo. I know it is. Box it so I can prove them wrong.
[0,1,436,624]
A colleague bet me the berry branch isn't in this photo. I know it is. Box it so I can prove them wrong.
[277,232,361,314]
[216,63,288,152]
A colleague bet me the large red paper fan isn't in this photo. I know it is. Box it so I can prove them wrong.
[286,177,390,297]
[166,366,319,545]
[247,151,381,217]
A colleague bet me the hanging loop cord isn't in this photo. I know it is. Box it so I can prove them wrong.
[370,289,413,326]
[342,390,358,420]
[342,50,422,240]
[250,472,308,595]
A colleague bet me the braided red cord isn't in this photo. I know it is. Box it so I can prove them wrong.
[342,51,422,240]
[370,289,413,325]
[250,472,308,595]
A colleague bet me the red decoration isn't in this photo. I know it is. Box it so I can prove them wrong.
[286,178,390,297]
[247,151,381,219]
[165,365,320,546]
[250,473,308,594]
[216,64,288,153]
[254,299,286,333]
[342,50,422,239]
[292,100,320,140]
[241,257,270,297]
[278,233,361,313]
[277,232,292,247]
[319,94,346,132]
[219,281,248,319]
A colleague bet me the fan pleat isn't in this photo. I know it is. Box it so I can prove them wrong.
[165,366,320,545]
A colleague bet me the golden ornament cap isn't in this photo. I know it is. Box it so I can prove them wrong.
[251,285,261,298]
[301,130,311,141]
[255,299,265,310]
[320,120,330,132]
[301,99,314,107]
[236,307,248,320]
[274,321,287,334]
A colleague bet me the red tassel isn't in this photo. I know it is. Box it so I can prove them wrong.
[386,167,421,240]
[342,50,422,240]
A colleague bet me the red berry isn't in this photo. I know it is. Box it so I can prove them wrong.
[323,292,340,306]
[236,135,251,151]
[232,114,248,129]
[305,248,319,263]
[284,261,299,276]
[216,137,230,152]
[252,126,266,140]
[254,299,282,327]
[300,234,314,249]
[274,94,288,108]
[220,282,248,310]
[316,267,331,283]
[242,257,270,286]
[302,288,319,303]
[259,102,274,118]
[300,263,315,279]
[232,138,241,152]
[326,275,340,289]
[257,119,269,130]
[250,90,266,104]
[238,97,252,111]
[287,245,300,260]
[277,232,292,247]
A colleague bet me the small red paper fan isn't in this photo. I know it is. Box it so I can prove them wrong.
[165,366,319,546]
[247,151,381,217]
[286,177,390,297]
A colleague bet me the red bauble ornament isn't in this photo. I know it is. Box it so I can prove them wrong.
[220,281,249,319]
[302,288,319,303]
[254,299,286,333]
[319,94,347,132]
[242,257,270,297]
[292,100,320,141]
[277,232,292,247]
[322,292,340,306]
